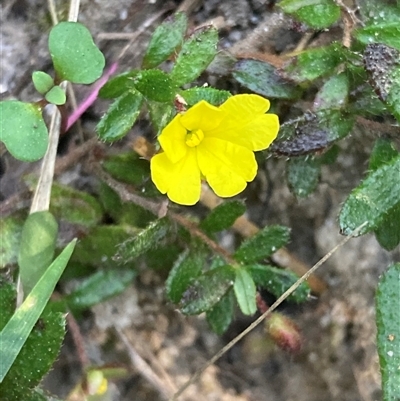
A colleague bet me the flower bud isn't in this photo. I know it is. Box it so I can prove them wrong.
[266,312,302,353]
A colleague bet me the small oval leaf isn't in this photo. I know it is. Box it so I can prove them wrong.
[32,71,54,94]
[0,101,48,162]
[49,22,105,84]
[45,85,66,105]
[234,268,257,315]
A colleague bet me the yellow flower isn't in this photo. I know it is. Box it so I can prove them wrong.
[150,94,279,205]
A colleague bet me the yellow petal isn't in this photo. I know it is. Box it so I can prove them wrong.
[197,138,257,197]
[158,114,188,164]
[180,100,226,131]
[207,94,279,151]
[150,150,201,205]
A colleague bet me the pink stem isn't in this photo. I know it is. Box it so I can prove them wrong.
[66,62,119,131]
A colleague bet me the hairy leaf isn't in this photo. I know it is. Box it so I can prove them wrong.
[166,248,204,303]
[142,12,187,69]
[180,87,231,106]
[180,265,235,315]
[65,269,136,311]
[233,59,300,99]
[97,90,144,141]
[234,225,290,264]
[376,263,400,400]
[206,289,234,335]
[0,240,76,383]
[200,200,246,234]
[287,156,321,197]
[115,218,171,263]
[339,154,400,236]
[170,25,218,86]
[248,264,310,303]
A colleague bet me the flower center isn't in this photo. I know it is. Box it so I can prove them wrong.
[185,129,204,148]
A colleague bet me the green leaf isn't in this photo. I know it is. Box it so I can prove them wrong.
[96,90,144,142]
[70,225,137,269]
[234,225,290,264]
[44,85,66,105]
[317,109,355,140]
[248,264,310,303]
[369,140,400,250]
[180,264,235,315]
[170,25,218,86]
[0,239,76,383]
[232,59,301,99]
[49,182,103,227]
[0,283,16,331]
[49,22,105,84]
[0,211,26,268]
[272,109,353,156]
[142,12,187,69]
[179,87,231,106]
[0,101,48,162]
[132,69,175,102]
[279,0,340,29]
[147,100,175,135]
[314,72,349,110]
[376,263,400,400]
[115,218,171,264]
[369,138,399,171]
[0,309,65,399]
[65,269,136,311]
[200,200,246,234]
[206,289,234,335]
[357,1,400,26]
[287,156,321,197]
[374,204,400,251]
[98,70,139,99]
[32,71,54,94]
[145,243,182,271]
[165,248,204,303]
[363,43,400,122]
[18,211,58,294]
[234,267,257,315]
[339,154,400,236]
[284,43,348,83]
[102,152,150,186]
[0,302,65,401]
[356,23,400,51]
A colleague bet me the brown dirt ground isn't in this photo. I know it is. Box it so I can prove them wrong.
[1,0,400,400]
